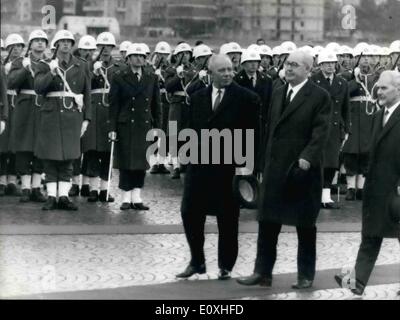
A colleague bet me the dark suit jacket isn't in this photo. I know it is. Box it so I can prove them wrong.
[258,80,332,227]
[181,81,259,215]
[363,105,400,238]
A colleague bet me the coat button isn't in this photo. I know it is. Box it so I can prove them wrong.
[98,102,101,105]
[60,110,63,113]
[131,108,134,111]
[145,120,149,123]
[132,97,135,100]
[336,100,339,103]
[334,111,338,115]
[145,109,148,112]
[131,120,134,123]
[334,122,338,125]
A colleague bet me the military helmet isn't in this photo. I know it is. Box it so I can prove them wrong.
[340,45,353,56]
[247,44,260,53]
[193,44,212,59]
[259,45,272,57]
[119,40,131,52]
[313,45,324,56]
[325,42,341,52]
[52,30,75,46]
[271,45,281,56]
[389,40,400,54]
[5,33,25,49]
[173,42,192,55]
[126,43,147,58]
[280,41,297,55]
[369,45,381,56]
[380,47,390,56]
[299,45,315,57]
[353,43,371,56]
[228,42,242,54]
[78,35,97,50]
[154,41,171,54]
[96,32,116,47]
[1,39,4,49]
[318,49,338,64]
[28,29,48,44]
[241,49,261,64]
[140,43,150,54]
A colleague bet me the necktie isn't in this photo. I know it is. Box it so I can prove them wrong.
[135,72,140,82]
[61,60,68,69]
[282,88,293,114]
[213,89,222,111]
[250,76,256,88]
[382,109,390,127]
[326,77,332,86]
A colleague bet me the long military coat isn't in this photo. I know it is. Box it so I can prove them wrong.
[0,66,8,152]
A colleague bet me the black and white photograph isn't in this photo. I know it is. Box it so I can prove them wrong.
[0,0,399,307]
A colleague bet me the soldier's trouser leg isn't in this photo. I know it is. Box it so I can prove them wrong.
[0,153,8,186]
[119,169,145,191]
[86,151,101,191]
[16,152,33,190]
[43,160,73,197]
[72,157,81,185]
[81,153,90,185]
[99,151,111,191]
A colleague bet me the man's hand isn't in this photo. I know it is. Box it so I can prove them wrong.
[341,133,349,149]
[108,131,117,141]
[198,70,207,81]
[0,121,5,135]
[49,59,59,76]
[93,61,102,76]
[22,57,31,70]
[298,158,311,171]
[80,120,89,137]
[154,69,162,77]
[176,65,184,78]
[4,62,12,75]
[354,67,361,81]
[278,68,285,80]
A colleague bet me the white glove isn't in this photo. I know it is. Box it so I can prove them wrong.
[154,69,162,77]
[278,68,285,80]
[4,62,12,75]
[22,57,31,70]
[108,131,117,141]
[176,65,184,78]
[49,59,59,75]
[0,121,5,135]
[258,65,264,72]
[354,67,361,80]
[80,120,89,137]
[198,69,207,80]
[93,61,102,75]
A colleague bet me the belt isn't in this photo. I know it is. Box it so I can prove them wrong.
[173,91,186,97]
[7,90,17,96]
[46,91,76,98]
[20,89,37,95]
[350,96,374,102]
[91,88,110,94]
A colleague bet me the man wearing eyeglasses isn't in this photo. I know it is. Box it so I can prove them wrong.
[238,50,332,289]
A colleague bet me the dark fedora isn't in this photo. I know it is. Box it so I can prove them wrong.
[283,161,313,202]
[389,193,400,223]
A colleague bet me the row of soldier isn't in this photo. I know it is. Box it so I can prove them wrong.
[0,30,400,211]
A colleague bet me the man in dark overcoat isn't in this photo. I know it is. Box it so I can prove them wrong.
[237,50,332,289]
[335,70,400,296]
[176,54,259,280]
[108,43,161,211]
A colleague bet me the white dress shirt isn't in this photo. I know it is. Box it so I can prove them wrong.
[383,100,400,126]
[131,67,142,81]
[212,86,225,110]
[287,78,308,102]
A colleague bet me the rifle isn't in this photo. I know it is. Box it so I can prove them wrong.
[155,55,164,70]
[391,53,400,71]
[51,44,59,60]
[352,52,363,77]
[3,45,14,65]
[24,41,32,58]
[277,55,288,73]
[94,46,105,63]
[176,52,184,67]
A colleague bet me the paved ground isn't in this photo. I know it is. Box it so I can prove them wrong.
[0,170,399,300]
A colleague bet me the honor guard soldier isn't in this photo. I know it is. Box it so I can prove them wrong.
[258,45,276,80]
[0,33,25,196]
[34,30,92,211]
[109,43,161,210]
[337,45,354,76]
[69,35,98,197]
[379,47,392,71]
[81,32,121,203]
[186,44,213,95]
[119,41,131,61]
[219,42,242,74]
[279,41,297,64]
[7,30,49,202]
[0,65,9,195]
[165,42,195,179]
[342,44,380,201]
[389,40,400,72]
[149,41,172,174]
[271,45,282,71]
[312,49,351,209]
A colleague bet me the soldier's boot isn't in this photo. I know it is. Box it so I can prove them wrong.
[68,184,80,197]
[99,190,114,203]
[30,188,46,202]
[88,190,99,202]
[150,164,160,174]
[42,196,57,211]
[6,183,21,196]
[158,164,170,174]
[356,189,363,200]
[345,188,356,201]
[171,168,180,179]
[58,196,78,211]
[0,184,6,196]
[80,184,90,197]
[20,189,31,203]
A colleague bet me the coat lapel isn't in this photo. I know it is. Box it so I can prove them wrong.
[122,68,147,97]
[375,104,400,146]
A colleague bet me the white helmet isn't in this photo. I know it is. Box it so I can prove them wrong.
[380,47,390,56]
[272,45,281,56]
[1,39,4,49]
[228,42,242,54]
[219,43,231,55]
[299,45,315,57]
[53,30,75,46]
[259,45,272,57]
[119,40,131,52]
[140,43,150,54]
[353,43,370,56]
[173,42,192,55]
[325,42,341,52]
[193,44,212,59]
[247,44,260,53]
[313,45,324,56]
[78,35,97,50]
[280,41,297,55]
[318,49,338,65]
[241,49,261,64]
[154,41,171,54]
[389,40,400,54]
[369,44,381,56]
[5,33,25,49]
[126,43,147,58]
[340,45,353,56]
[96,32,116,47]
[50,38,56,50]
[28,29,48,44]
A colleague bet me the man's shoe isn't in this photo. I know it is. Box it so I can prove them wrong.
[99,190,115,202]
[334,273,365,296]
[150,164,160,174]
[120,202,131,210]
[0,184,6,196]
[236,273,272,287]
[68,184,80,197]
[42,196,57,210]
[80,184,90,197]
[30,188,46,203]
[6,183,21,196]
[131,202,149,210]
[87,190,99,202]
[171,168,180,179]
[345,188,356,201]
[291,279,313,289]
[158,164,170,174]
[58,196,78,211]
[356,189,363,200]
[19,189,31,202]
[218,269,231,280]
[176,264,206,278]
[321,202,340,209]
